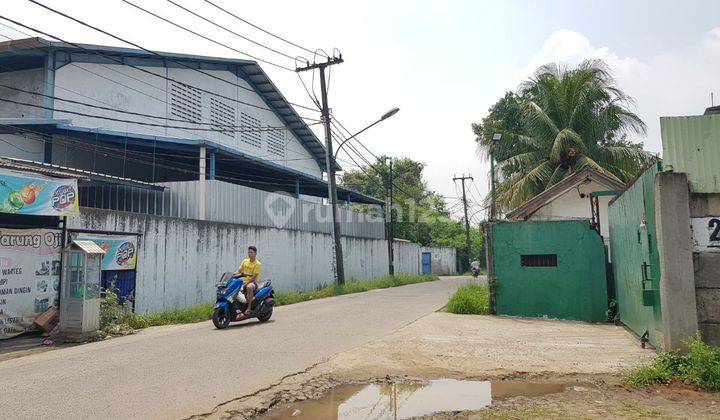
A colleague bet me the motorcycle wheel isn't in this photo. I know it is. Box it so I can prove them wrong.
[257,306,273,323]
[212,307,231,329]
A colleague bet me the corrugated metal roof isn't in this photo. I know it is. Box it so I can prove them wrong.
[0,37,335,170]
[661,115,720,193]
[0,156,165,191]
[71,240,106,254]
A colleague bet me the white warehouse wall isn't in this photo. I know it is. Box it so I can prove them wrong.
[0,133,45,161]
[68,208,391,313]
[52,63,322,177]
[0,68,45,118]
[68,208,457,314]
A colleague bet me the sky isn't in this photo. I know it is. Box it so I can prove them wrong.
[1,0,719,220]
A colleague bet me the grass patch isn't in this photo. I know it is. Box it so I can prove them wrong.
[446,283,489,315]
[625,333,720,390]
[100,274,438,334]
[274,274,438,306]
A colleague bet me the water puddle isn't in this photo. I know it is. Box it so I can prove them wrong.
[260,379,566,419]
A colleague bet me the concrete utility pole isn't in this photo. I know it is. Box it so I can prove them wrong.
[297,56,345,285]
[386,157,395,276]
[453,174,474,268]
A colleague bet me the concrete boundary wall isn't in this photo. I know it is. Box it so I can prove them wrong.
[79,180,385,239]
[655,172,698,349]
[689,192,720,344]
[68,208,453,314]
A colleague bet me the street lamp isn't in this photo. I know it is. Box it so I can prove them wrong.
[334,107,399,160]
[331,107,399,277]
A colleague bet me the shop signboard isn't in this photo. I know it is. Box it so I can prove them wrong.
[0,169,79,216]
[75,234,138,270]
[0,228,62,339]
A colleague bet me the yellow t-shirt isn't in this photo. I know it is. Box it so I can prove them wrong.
[237,258,261,283]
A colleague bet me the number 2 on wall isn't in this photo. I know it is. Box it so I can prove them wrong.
[709,218,720,244]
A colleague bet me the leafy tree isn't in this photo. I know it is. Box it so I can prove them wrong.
[340,156,485,270]
[474,59,649,210]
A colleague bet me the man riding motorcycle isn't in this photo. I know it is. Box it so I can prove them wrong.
[233,245,262,319]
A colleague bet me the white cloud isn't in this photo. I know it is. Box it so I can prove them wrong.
[518,28,720,154]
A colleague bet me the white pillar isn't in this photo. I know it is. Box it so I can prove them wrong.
[199,145,206,220]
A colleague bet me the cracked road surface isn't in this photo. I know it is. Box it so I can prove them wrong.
[0,276,468,419]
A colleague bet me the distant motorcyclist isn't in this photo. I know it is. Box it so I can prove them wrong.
[470,260,481,278]
[233,246,262,318]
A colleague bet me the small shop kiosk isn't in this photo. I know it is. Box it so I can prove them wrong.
[59,239,105,338]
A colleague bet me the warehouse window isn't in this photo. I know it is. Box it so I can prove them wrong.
[170,82,202,123]
[210,97,236,139]
[266,128,285,158]
[239,112,262,148]
[520,254,557,267]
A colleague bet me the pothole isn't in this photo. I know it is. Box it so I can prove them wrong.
[258,378,569,419]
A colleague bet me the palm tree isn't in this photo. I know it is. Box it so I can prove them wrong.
[475,59,649,210]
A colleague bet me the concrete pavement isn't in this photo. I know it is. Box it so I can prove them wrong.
[0,276,468,419]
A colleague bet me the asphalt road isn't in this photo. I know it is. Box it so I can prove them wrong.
[0,276,468,419]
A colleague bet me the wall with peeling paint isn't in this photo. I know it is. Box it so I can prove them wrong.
[68,208,450,314]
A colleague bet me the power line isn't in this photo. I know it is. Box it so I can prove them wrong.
[0,83,320,129]
[202,0,325,58]
[0,38,325,167]
[2,97,318,133]
[119,0,295,70]
[163,0,300,62]
[332,117,382,163]
[0,37,325,166]
[2,9,319,114]
[5,124,323,187]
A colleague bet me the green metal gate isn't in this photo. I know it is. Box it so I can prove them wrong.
[608,162,663,347]
[492,220,608,322]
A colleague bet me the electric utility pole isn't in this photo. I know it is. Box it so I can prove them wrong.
[297,56,345,285]
[385,157,395,276]
[453,174,473,268]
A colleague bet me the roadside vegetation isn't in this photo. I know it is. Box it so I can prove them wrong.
[340,156,485,272]
[446,283,489,315]
[100,274,438,334]
[473,60,648,211]
[625,333,720,390]
[274,273,437,305]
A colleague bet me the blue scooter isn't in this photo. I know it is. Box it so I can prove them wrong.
[212,272,275,329]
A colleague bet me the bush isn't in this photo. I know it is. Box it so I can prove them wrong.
[446,283,489,315]
[99,290,135,335]
[625,333,720,390]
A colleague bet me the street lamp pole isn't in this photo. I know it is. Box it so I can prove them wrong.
[332,108,399,277]
[333,108,399,161]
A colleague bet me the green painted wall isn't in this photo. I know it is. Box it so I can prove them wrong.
[492,220,608,322]
[608,162,663,347]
